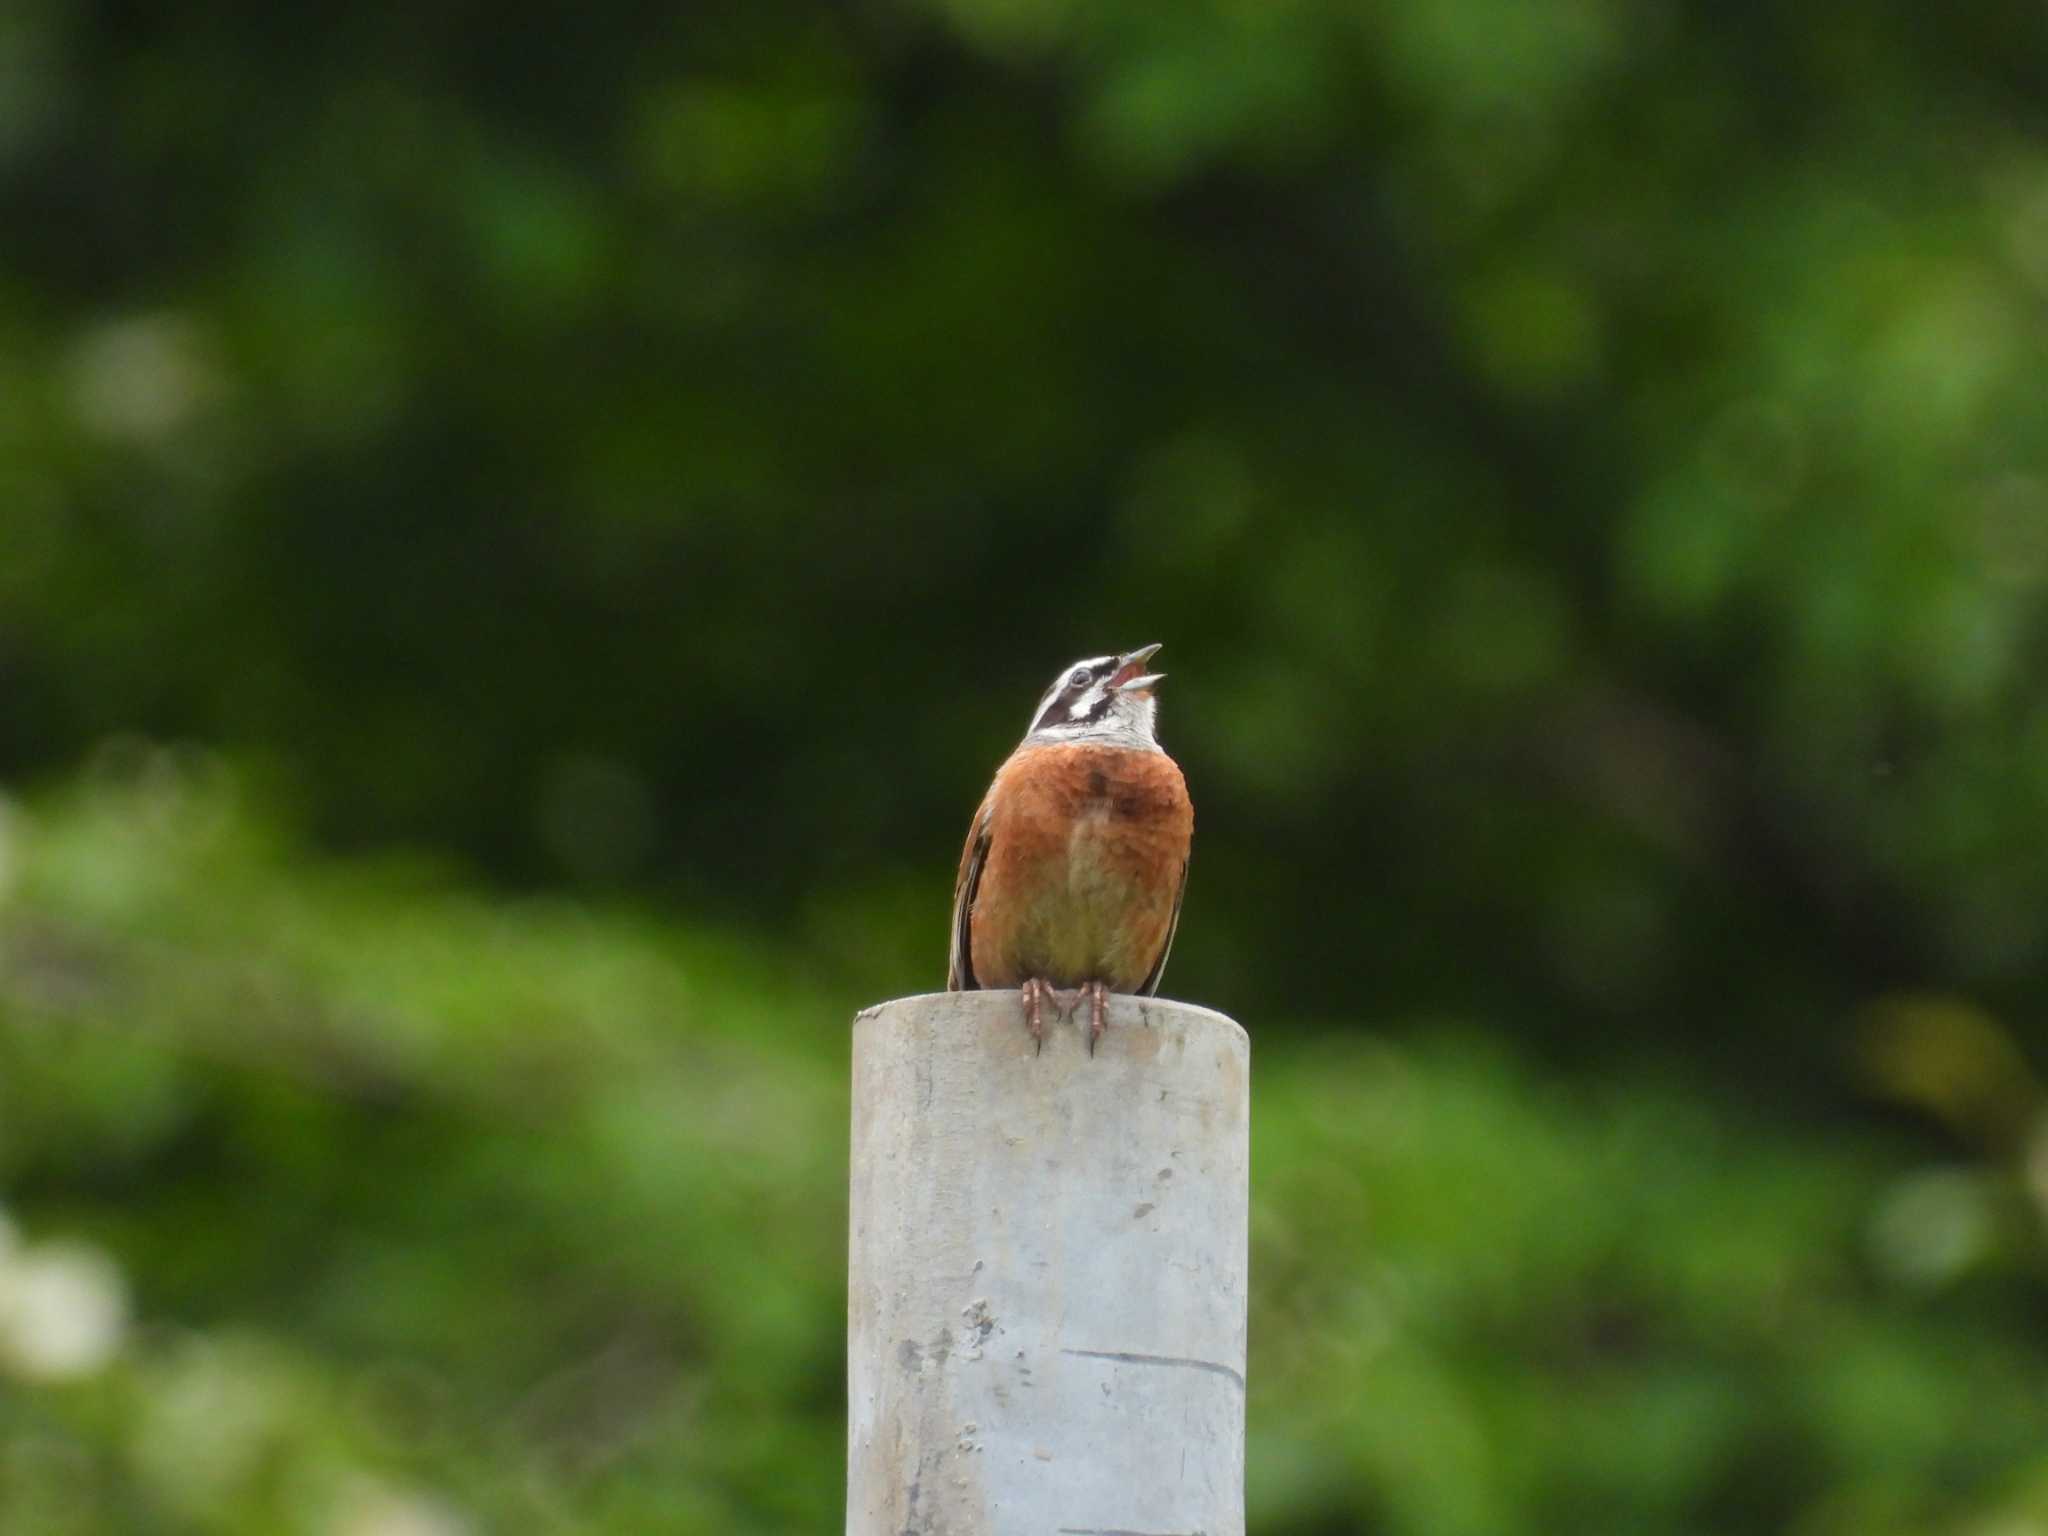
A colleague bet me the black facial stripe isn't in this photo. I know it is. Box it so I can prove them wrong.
[1027,657,1119,733]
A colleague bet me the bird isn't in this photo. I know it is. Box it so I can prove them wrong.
[947,644,1193,1052]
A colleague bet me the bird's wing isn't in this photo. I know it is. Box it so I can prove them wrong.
[1137,853,1190,998]
[946,801,993,991]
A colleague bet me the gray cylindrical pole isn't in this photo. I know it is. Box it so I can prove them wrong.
[847,990,1249,1536]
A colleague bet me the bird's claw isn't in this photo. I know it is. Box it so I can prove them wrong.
[1020,979,1048,1053]
[1019,980,1111,1055]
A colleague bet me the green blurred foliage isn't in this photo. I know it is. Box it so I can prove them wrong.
[7,770,2048,1535]
[3,0,2046,1066]
[2,769,847,1532]
[4,0,2048,1529]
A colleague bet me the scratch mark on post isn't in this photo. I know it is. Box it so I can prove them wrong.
[1061,1348,1245,1391]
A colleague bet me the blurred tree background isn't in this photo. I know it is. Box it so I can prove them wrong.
[4,0,2048,1531]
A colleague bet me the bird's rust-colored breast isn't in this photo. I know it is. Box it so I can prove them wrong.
[968,742,1192,991]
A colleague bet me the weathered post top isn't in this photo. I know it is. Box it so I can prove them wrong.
[847,990,1249,1536]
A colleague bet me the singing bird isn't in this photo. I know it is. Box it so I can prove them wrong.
[946,645,1193,1050]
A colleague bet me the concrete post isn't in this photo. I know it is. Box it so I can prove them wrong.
[847,990,1249,1536]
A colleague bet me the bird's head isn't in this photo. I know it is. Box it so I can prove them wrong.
[1023,644,1167,747]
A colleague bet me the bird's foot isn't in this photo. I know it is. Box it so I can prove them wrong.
[1019,980,1109,1053]
[1019,979,1050,1053]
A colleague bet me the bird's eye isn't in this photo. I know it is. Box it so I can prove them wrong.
[1070,668,1091,686]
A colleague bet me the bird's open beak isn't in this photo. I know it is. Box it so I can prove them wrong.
[1109,643,1165,693]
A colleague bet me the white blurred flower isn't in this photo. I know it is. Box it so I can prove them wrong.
[64,312,218,444]
[133,1336,295,1510]
[1868,1167,1994,1290]
[0,1238,129,1380]
[328,1477,470,1536]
